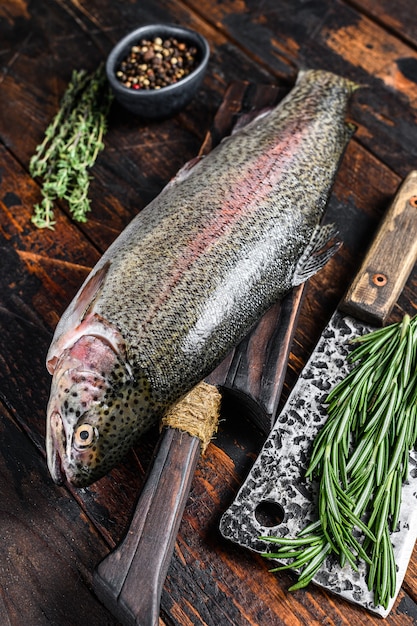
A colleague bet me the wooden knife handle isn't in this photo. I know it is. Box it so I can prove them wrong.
[217,283,306,433]
[94,279,306,626]
[341,170,417,325]
[94,428,200,626]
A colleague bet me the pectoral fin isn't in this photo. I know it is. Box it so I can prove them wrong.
[292,223,341,286]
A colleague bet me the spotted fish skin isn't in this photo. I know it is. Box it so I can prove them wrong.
[46,69,357,487]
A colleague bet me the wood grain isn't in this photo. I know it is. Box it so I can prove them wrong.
[1,0,417,624]
[341,170,417,324]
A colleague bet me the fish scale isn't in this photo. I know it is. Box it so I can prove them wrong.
[45,69,357,486]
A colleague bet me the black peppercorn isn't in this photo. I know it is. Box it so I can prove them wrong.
[116,37,199,90]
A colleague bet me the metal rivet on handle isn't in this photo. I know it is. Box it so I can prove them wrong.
[372,273,387,287]
[409,196,417,208]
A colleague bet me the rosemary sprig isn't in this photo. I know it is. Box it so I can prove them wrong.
[261,313,417,609]
[29,64,113,229]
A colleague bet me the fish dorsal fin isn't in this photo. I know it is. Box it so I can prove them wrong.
[231,108,273,133]
[292,223,341,286]
[164,156,204,190]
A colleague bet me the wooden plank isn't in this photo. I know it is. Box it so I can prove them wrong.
[159,438,417,626]
[2,120,411,626]
[0,143,156,542]
[0,0,273,252]
[179,0,417,177]
[2,72,416,626]
[0,396,118,624]
[1,1,417,624]
[350,0,417,48]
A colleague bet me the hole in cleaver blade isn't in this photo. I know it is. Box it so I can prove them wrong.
[219,311,417,618]
[254,500,285,527]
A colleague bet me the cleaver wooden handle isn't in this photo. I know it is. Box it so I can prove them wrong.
[341,170,417,325]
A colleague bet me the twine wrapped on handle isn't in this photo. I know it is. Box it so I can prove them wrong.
[161,382,221,453]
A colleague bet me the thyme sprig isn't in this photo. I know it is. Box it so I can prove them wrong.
[261,313,417,609]
[29,64,113,229]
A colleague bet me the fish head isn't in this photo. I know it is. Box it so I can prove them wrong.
[46,327,154,487]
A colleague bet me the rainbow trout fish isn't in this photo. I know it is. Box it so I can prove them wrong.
[46,69,357,487]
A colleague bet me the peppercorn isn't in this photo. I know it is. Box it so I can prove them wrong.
[116,36,199,90]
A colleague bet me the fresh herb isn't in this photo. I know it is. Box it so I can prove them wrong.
[261,313,417,609]
[29,64,113,229]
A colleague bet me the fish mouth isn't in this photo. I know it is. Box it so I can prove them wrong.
[46,411,66,485]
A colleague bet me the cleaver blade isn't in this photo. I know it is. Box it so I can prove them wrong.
[220,170,417,617]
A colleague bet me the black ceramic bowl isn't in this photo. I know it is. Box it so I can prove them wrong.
[106,24,210,118]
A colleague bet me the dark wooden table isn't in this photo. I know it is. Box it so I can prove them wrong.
[2,1,417,624]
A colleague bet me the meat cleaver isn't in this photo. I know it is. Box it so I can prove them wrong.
[220,170,417,617]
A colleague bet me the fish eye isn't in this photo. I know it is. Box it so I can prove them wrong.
[74,424,96,449]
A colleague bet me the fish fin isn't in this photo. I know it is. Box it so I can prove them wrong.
[344,120,357,140]
[292,223,341,286]
[164,156,204,189]
[231,108,274,133]
[295,68,309,85]
[46,311,127,375]
[74,261,111,321]
[46,262,111,372]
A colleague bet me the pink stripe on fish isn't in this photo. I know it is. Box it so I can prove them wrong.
[187,124,305,256]
[144,122,306,323]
